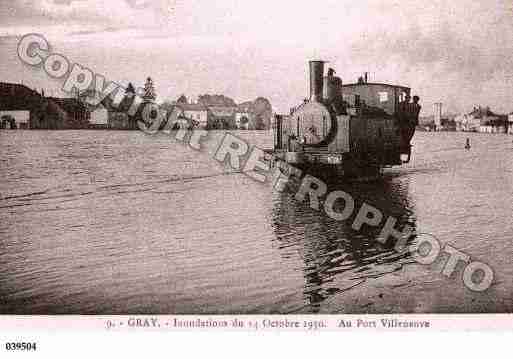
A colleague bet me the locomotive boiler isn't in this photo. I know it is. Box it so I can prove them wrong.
[272,60,419,179]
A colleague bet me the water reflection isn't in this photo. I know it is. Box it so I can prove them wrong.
[271,175,417,313]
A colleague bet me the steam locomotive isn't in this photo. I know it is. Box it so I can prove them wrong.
[272,60,419,179]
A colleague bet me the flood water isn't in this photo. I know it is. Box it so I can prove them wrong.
[0,130,512,314]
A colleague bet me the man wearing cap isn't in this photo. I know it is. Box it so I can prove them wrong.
[412,95,421,126]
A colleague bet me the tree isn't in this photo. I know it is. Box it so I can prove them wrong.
[126,83,136,95]
[177,94,188,104]
[252,97,273,130]
[198,94,237,107]
[143,77,156,102]
[160,101,176,113]
[118,83,137,113]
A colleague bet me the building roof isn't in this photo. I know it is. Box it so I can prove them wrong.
[208,106,236,116]
[342,82,411,91]
[468,107,499,119]
[480,116,508,126]
[178,103,208,111]
[237,101,253,113]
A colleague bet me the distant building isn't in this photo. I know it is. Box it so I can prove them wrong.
[83,84,139,130]
[88,103,109,128]
[207,106,236,129]
[49,97,89,129]
[455,106,508,134]
[467,107,508,134]
[179,103,208,128]
[479,122,507,134]
[455,113,481,132]
[235,103,252,129]
[79,90,110,129]
[478,117,507,134]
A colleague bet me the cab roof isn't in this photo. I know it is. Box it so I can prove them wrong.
[342,82,411,91]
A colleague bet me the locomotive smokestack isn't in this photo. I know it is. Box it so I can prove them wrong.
[309,60,325,102]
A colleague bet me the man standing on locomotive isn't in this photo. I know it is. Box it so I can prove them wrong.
[397,93,420,160]
[399,93,411,125]
[412,95,421,126]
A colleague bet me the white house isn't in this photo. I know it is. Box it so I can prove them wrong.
[455,113,480,132]
[235,103,253,129]
[479,119,507,134]
[479,125,506,134]
[88,104,109,127]
[235,110,251,129]
[180,103,208,128]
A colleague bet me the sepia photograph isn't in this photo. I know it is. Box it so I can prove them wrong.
[0,0,512,326]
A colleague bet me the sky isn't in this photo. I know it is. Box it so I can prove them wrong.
[0,0,512,115]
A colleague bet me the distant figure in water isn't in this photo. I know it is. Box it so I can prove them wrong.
[465,138,471,150]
